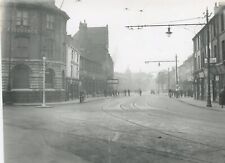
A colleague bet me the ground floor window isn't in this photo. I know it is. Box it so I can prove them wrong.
[12,64,30,88]
[46,68,55,88]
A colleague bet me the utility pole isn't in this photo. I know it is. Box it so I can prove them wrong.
[168,68,170,91]
[206,8,212,107]
[175,55,178,90]
[42,56,46,107]
[6,4,14,104]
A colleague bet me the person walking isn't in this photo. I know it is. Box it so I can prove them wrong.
[128,89,130,96]
[219,87,225,108]
[139,89,142,96]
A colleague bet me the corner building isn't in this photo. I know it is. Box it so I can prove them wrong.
[1,0,69,103]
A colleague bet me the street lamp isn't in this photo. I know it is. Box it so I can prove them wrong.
[206,8,212,107]
[126,9,212,106]
[42,56,46,107]
[166,26,172,37]
[37,56,51,108]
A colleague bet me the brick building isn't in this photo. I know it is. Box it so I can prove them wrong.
[1,0,69,103]
[73,22,114,96]
[193,3,225,102]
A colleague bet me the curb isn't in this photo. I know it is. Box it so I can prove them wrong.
[176,98,224,112]
[4,96,112,107]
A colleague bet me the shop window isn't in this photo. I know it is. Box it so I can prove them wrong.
[12,64,30,88]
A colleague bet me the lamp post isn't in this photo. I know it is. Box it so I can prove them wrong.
[206,8,212,107]
[42,56,46,107]
[168,68,170,91]
[175,54,178,90]
[6,4,14,104]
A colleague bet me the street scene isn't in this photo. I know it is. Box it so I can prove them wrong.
[4,93,225,163]
[2,0,225,162]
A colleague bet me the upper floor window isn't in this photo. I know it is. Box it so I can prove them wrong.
[16,10,29,26]
[221,12,224,31]
[15,37,29,58]
[46,14,54,29]
[71,49,74,59]
[213,20,217,37]
[44,39,54,59]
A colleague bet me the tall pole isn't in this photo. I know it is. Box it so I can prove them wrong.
[7,5,13,92]
[206,8,212,107]
[175,55,178,89]
[168,68,170,91]
[42,56,46,107]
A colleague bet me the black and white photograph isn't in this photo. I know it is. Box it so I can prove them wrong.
[1,0,225,162]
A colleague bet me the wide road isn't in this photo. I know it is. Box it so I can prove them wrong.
[3,94,225,163]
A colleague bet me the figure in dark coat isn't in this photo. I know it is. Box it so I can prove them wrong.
[219,87,225,108]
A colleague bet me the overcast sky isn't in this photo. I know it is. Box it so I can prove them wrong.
[55,0,221,73]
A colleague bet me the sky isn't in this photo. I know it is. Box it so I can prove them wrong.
[55,0,221,73]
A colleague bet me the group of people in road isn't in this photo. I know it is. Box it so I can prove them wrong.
[79,88,144,103]
[168,89,193,98]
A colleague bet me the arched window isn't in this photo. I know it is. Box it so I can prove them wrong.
[12,64,30,89]
[45,68,55,88]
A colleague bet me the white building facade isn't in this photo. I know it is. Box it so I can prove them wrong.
[65,35,80,100]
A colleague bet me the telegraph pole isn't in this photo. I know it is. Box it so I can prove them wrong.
[168,68,170,91]
[206,8,212,107]
[175,55,178,90]
[42,56,46,107]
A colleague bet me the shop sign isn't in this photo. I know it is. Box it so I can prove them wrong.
[199,72,204,78]
[215,75,219,81]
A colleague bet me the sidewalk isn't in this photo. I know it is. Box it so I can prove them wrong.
[6,96,111,107]
[177,97,224,111]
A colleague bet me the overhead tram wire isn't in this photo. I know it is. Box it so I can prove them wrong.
[126,16,205,30]
[60,0,65,9]
[152,16,205,24]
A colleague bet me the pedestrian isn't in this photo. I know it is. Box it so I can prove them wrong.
[124,89,127,96]
[128,89,130,96]
[219,87,225,108]
[139,89,142,96]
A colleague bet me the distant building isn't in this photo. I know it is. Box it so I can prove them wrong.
[193,2,225,102]
[178,56,194,96]
[73,21,114,96]
[1,0,69,103]
[65,35,80,100]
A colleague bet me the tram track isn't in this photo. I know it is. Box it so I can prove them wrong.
[101,98,225,163]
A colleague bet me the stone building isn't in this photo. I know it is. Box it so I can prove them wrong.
[193,2,225,102]
[1,0,69,103]
[73,21,114,96]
